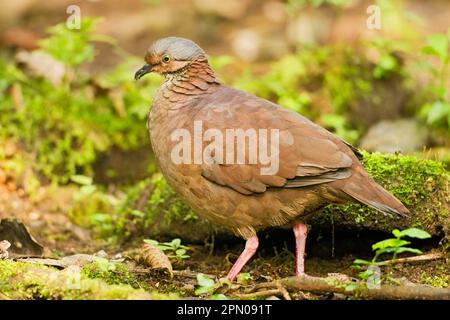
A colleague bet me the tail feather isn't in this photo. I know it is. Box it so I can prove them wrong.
[342,172,410,217]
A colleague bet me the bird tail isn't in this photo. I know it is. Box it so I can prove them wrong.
[342,170,409,217]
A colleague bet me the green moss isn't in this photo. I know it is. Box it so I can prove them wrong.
[105,173,212,244]
[419,268,449,288]
[361,151,447,206]
[0,260,168,299]
[313,152,449,237]
[81,260,136,286]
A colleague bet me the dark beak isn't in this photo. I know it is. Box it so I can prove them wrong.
[134,63,152,80]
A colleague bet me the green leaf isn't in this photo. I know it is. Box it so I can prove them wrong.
[353,259,372,265]
[237,272,252,284]
[70,174,93,186]
[211,294,228,300]
[196,273,215,288]
[170,238,181,248]
[423,34,449,62]
[358,269,375,280]
[392,228,431,239]
[130,210,145,218]
[386,247,423,255]
[425,101,450,125]
[372,238,410,251]
[80,185,96,195]
[194,286,212,295]
[175,249,186,256]
[40,17,103,66]
[143,239,159,246]
[344,283,358,292]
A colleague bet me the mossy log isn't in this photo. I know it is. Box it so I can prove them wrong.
[0,259,148,299]
[278,275,450,300]
[0,260,173,300]
[117,153,449,243]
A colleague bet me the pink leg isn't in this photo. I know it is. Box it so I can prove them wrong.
[293,222,308,276]
[227,236,259,281]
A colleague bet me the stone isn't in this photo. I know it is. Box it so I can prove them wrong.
[359,119,429,154]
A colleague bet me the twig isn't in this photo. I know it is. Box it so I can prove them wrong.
[276,275,450,300]
[172,270,216,279]
[245,282,292,300]
[233,289,285,300]
[376,252,445,266]
[278,285,292,300]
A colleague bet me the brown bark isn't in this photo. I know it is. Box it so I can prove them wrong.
[277,275,450,300]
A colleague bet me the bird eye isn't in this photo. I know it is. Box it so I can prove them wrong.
[162,55,171,63]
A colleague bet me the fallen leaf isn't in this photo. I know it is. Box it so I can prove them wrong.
[135,243,173,276]
[15,50,65,86]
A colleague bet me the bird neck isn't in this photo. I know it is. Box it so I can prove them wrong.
[164,57,220,91]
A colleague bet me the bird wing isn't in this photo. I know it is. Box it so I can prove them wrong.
[190,86,357,195]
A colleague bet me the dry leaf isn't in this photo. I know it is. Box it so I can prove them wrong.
[136,243,173,275]
[15,50,65,86]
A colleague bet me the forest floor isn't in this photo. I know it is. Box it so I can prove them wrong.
[1,179,448,300]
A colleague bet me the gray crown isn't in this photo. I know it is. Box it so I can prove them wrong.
[149,37,205,61]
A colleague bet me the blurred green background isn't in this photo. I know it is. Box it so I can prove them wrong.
[1,0,449,185]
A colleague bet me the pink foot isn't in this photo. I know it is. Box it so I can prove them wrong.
[227,236,259,281]
[293,222,308,276]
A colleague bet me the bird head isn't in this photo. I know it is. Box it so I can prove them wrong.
[135,37,206,80]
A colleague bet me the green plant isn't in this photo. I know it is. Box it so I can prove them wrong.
[143,238,190,261]
[419,31,450,130]
[320,114,359,144]
[39,17,108,66]
[354,228,431,266]
[0,18,160,184]
[194,273,230,297]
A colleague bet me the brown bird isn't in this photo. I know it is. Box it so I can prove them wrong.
[135,37,409,280]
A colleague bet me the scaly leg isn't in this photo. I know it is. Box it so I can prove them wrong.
[227,236,259,281]
[293,222,308,276]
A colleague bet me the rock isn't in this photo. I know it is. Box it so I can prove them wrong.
[286,9,333,45]
[359,119,429,153]
[231,30,261,62]
[95,250,108,258]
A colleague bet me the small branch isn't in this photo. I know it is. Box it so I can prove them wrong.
[233,289,285,300]
[277,275,450,300]
[172,270,215,279]
[278,285,292,300]
[245,282,291,300]
[376,252,445,266]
